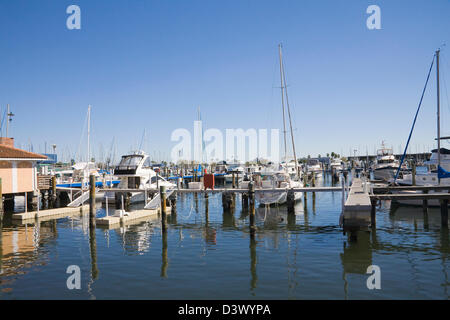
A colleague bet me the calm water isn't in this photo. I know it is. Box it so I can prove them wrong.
[0,174,448,299]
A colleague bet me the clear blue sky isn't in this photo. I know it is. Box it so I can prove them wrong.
[1,0,449,163]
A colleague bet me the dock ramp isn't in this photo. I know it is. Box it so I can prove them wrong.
[144,189,175,210]
[67,191,89,207]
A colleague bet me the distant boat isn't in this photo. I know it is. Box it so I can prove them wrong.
[306,158,323,178]
[372,141,400,181]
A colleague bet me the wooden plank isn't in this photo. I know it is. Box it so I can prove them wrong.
[371,193,450,200]
[373,185,450,192]
[12,204,89,222]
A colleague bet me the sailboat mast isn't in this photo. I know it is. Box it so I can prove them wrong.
[281,49,299,177]
[87,105,91,163]
[278,44,288,162]
[436,49,441,184]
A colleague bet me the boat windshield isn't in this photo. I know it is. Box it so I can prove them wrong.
[378,159,394,164]
[118,155,143,168]
[377,148,393,156]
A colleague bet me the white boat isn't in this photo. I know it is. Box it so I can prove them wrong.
[373,142,399,181]
[244,163,262,180]
[280,160,302,180]
[330,158,343,172]
[224,164,244,183]
[306,159,323,178]
[105,151,176,204]
[255,171,303,205]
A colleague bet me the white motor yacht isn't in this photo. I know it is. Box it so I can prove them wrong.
[105,151,176,204]
[373,142,400,181]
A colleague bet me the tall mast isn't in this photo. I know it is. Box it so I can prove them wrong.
[278,44,288,162]
[87,105,91,163]
[280,49,299,177]
[436,49,441,184]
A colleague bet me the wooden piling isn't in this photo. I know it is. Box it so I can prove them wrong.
[161,225,168,278]
[160,185,167,230]
[232,172,236,189]
[51,175,57,207]
[287,189,295,214]
[412,162,416,186]
[89,217,99,280]
[422,190,428,213]
[441,199,448,227]
[0,178,3,220]
[370,198,377,227]
[249,182,255,233]
[89,174,96,225]
[221,191,235,212]
[242,193,249,210]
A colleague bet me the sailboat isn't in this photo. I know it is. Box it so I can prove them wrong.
[256,44,303,205]
[391,49,450,206]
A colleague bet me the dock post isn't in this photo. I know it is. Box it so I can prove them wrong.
[160,185,167,230]
[341,176,345,211]
[0,178,3,220]
[232,172,236,188]
[51,175,57,207]
[311,173,315,187]
[89,174,96,226]
[370,198,377,227]
[161,224,168,278]
[412,162,416,186]
[441,199,448,228]
[287,189,295,214]
[242,192,249,211]
[422,190,428,213]
[221,191,235,212]
[89,215,99,280]
[249,182,256,234]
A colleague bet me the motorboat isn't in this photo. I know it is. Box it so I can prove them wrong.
[306,158,323,178]
[105,151,176,204]
[224,164,244,183]
[255,171,303,205]
[372,142,400,181]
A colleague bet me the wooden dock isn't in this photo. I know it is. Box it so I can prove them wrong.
[12,204,89,223]
[341,178,372,230]
[96,206,172,228]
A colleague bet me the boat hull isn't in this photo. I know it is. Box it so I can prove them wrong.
[373,166,398,181]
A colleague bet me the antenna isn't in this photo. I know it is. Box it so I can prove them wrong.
[6,104,14,137]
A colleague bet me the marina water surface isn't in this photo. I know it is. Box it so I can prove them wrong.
[0,174,448,299]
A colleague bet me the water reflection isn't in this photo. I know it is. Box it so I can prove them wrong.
[0,174,449,299]
[161,229,168,278]
[249,232,257,293]
[0,219,57,292]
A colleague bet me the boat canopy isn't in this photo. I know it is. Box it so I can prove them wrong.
[431,148,450,155]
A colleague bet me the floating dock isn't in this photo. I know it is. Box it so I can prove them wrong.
[12,204,89,223]
[96,206,172,228]
[341,178,372,229]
